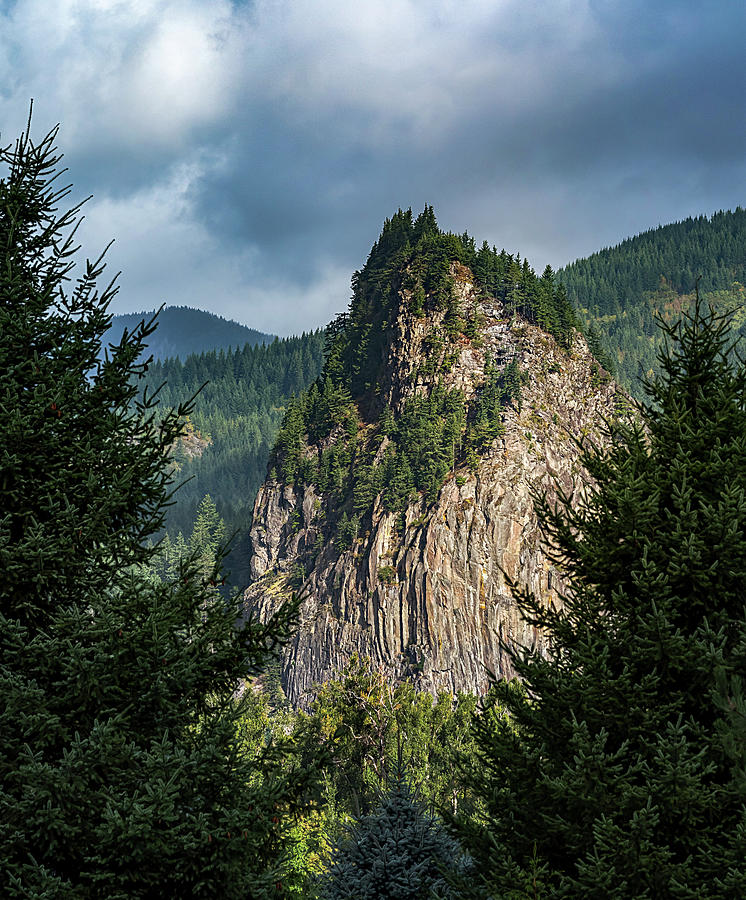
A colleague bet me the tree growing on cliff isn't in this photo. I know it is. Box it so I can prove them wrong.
[458,298,746,898]
[0,116,305,897]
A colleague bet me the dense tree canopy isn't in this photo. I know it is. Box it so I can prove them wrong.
[0,118,307,898]
[139,330,325,586]
[293,656,478,824]
[324,206,577,402]
[559,208,746,309]
[558,207,746,395]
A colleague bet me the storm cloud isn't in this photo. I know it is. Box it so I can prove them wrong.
[1,0,744,334]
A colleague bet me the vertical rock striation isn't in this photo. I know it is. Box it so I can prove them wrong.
[244,258,621,708]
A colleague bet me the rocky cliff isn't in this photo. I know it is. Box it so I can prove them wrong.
[244,211,622,708]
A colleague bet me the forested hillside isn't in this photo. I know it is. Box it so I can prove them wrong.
[272,205,578,536]
[7,116,746,897]
[557,207,746,395]
[141,331,325,585]
[106,305,274,361]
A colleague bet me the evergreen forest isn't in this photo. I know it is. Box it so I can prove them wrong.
[4,122,746,898]
[105,305,275,361]
[139,331,325,586]
[558,207,746,395]
[321,204,576,403]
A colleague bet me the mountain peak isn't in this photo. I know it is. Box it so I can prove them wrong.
[105,306,274,362]
[244,210,621,707]
[322,207,576,411]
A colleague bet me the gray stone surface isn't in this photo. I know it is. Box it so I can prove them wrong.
[244,264,620,708]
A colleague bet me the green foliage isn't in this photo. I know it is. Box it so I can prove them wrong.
[378,565,397,584]
[322,206,463,397]
[473,246,576,349]
[0,119,309,898]
[466,357,521,454]
[305,376,355,443]
[561,207,746,308]
[335,511,359,550]
[317,763,470,900]
[274,395,308,485]
[558,207,746,396]
[188,493,225,562]
[139,328,325,586]
[582,321,617,375]
[382,382,466,510]
[106,306,274,361]
[345,359,519,522]
[272,357,520,546]
[148,494,227,586]
[294,657,478,825]
[458,299,746,898]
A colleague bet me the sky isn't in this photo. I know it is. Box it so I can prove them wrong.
[1,0,744,336]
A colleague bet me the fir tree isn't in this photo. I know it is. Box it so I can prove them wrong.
[0,117,305,897]
[458,298,746,898]
[317,762,469,900]
[189,493,226,573]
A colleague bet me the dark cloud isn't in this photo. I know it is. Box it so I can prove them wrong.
[0,0,744,334]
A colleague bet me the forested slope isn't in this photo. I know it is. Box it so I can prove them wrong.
[141,331,325,586]
[558,207,746,395]
[107,305,274,361]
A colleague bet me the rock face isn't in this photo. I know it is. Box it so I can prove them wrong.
[244,263,620,708]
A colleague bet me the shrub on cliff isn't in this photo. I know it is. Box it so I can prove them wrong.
[458,298,746,897]
[0,116,305,898]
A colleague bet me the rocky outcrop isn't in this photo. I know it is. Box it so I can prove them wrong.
[177,420,211,460]
[244,265,621,708]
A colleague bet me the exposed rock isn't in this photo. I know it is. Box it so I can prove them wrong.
[175,420,211,460]
[244,264,621,708]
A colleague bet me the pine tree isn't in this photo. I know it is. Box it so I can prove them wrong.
[317,762,469,900]
[0,117,305,897]
[458,298,746,898]
[189,493,226,573]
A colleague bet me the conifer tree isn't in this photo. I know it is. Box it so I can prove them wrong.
[317,762,469,900]
[0,117,303,897]
[189,493,226,571]
[458,298,746,897]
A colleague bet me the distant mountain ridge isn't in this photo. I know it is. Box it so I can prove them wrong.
[105,306,275,361]
[139,328,327,588]
[557,207,746,395]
